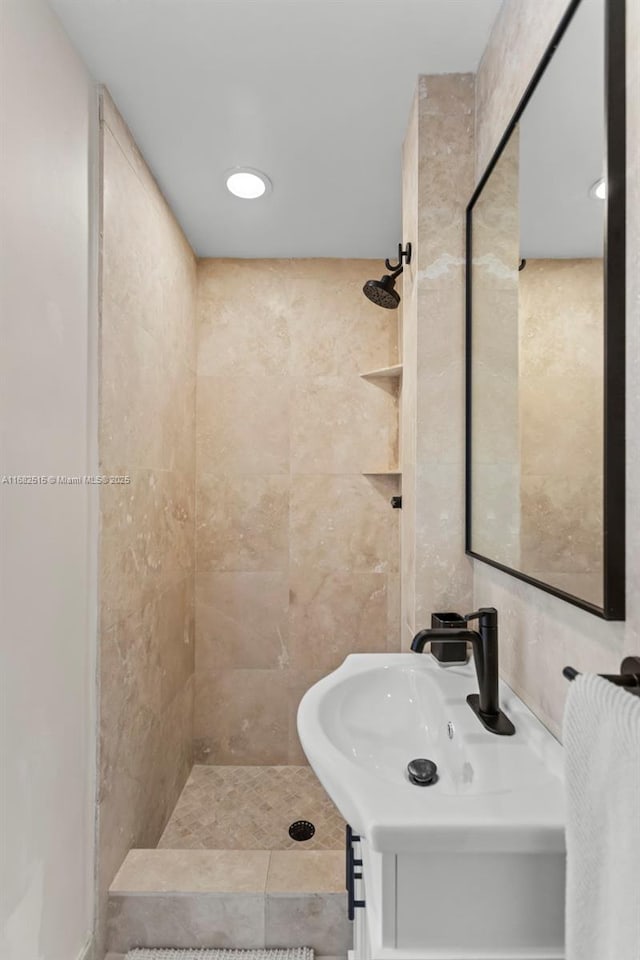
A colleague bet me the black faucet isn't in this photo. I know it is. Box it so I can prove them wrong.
[411,607,515,736]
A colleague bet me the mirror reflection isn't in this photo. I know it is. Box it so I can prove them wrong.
[469,0,605,607]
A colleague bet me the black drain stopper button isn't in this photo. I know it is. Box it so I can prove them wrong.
[289,820,315,841]
[407,758,438,786]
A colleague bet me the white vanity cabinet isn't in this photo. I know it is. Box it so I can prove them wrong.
[301,657,567,960]
[348,829,565,960]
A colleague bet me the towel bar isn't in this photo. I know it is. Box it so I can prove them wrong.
[563,656,640,692]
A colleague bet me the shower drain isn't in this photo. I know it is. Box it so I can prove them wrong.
[288,820,315,842]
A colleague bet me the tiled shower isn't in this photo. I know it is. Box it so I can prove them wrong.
[97,91,401,949]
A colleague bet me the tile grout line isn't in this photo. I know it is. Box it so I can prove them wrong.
[264,862,267,946]
[265,848,273,893]
[264,849,271,945]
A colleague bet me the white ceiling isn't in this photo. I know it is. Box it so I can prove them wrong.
[51,0,502,259]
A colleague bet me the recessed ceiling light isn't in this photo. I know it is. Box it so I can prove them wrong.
[225,167,271,199]
[589,177,606,200]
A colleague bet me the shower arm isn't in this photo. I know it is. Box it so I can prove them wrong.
[384,242,412,274]
[385,264,404,281]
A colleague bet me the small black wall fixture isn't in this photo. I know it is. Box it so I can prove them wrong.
[562,657,640,696]
[363,242,412,310]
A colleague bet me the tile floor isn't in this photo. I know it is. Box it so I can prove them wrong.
[157,766,345,851]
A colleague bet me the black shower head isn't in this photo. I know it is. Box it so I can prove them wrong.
[362,274,401,310]
[362,242,411,310]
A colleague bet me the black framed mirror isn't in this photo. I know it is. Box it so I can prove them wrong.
[465,0,625,620]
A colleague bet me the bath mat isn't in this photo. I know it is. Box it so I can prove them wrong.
[127,951,314,960]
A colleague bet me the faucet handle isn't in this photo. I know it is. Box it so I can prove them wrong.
[463,607,498,625]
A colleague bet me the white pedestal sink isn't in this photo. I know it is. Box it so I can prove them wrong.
[297,653,565,959]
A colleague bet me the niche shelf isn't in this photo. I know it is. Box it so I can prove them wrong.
[360,363,403,381]
[360,357,402,485]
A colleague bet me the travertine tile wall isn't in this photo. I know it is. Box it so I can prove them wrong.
[400,95,419,647]
[519,257,603,604]
[194,259,401,763]
[472,0,640,737]
[400,75,475,647]
[97,92,196,946]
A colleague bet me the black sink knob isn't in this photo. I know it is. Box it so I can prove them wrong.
[407,758,438,786]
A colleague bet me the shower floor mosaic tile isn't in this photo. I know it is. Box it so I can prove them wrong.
[157,765,345,851]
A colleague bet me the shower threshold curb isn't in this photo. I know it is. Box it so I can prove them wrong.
[110,849,344,895]
[107,850,351,956]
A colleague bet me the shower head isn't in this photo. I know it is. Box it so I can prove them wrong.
[362,242,411,310]
[363,274,401,310]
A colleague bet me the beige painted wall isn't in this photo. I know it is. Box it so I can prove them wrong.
[472,0,640,737]
[194,258,401,764]
[519,257,603,604]
[401,74,475,647]
[0,1,97,958]
[97,93,197,947]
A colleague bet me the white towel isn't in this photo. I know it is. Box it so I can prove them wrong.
[564,673,640,960]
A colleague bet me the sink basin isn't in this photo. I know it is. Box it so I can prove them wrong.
[297,653,565,854]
